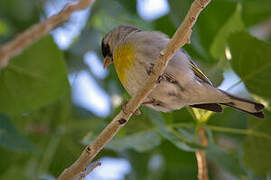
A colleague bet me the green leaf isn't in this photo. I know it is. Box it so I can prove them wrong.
[0,18,8,36]
[197,0,236,54]
[154,15,176,37]
[207,144,246,177]
[0,35,70,115]
[117,0,137,14]
[210,4,244,59]
[191,108,214,123]
[92,11,152,35]
[208,108,247,132]
[70,27,101,55]
[147,109,203,152]
[160,141,198,180]
[125,150,152,180]
[242,0,271,27]
[0,113,36,152]
[229,31,271,101]
[168,0,193,27]
[81,110,161,152]
[0,166,29,180]
[243,116,271,175]
[107,130,161,152]
[0,0,40,30]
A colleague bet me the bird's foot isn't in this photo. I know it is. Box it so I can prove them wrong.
[158,73,172,83]
[121,99,141,116]
[157,75,164,83]
[147,64,173,84]
[147,63,155,75]
[142,100,155,105]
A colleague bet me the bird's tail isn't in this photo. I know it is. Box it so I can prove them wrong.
[219,90,265,119]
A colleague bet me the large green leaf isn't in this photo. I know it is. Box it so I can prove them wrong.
[210,4,244,59]
[147,109,203,152]
[117,0,137,14]
[229,31,271,101]
[243,114,271,175]
[168,0,193,27]
[0,35,70,115]
[197,0,236,54]
[160,141,198,180]
[154,15,176,37]
[107,130,161,152]
[82,109,161,152]
[92,11,152,35]
[242,0,271,27]
[207,144,246,177]
[0,113,36,151]
[0,0,40,30]
[0,18,8,36]
[0,167,29,180]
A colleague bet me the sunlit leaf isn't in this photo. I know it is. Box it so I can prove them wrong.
[191,108,214,123]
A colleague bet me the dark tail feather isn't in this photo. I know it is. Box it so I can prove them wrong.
[190,103,223,112]
[219,90,265,119]
[221,103,265,119]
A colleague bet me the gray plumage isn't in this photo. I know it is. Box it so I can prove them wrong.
[102,25,265,118]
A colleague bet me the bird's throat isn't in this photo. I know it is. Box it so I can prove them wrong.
[113,43,135,85]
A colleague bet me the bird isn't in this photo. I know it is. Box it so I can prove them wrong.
[101,25,265,118]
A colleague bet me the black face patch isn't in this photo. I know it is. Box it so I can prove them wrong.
[101,40,112,58]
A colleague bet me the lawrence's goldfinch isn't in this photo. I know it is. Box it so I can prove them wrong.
[101,25,264,118]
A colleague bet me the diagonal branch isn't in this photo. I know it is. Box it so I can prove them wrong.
[57,0,211,179]
[78,161,101,180]
[0,0,96,68]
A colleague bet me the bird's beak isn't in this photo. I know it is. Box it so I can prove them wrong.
[103,56,113,68]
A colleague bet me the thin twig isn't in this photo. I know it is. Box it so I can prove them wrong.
[0,0,96,68]
[78,161,101,180]
[195,127,209,180]
[57,0,211,179]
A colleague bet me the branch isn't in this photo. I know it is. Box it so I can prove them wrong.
[195,127,209,180]
[0,0,96,68]
[78,161,101,180]
[57,0,211,179]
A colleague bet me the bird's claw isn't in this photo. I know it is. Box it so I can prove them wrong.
[157,74,165,83]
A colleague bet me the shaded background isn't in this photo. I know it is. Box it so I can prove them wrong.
[0,0,271,179]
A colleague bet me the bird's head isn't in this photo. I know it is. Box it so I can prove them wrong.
[101,25,141,68]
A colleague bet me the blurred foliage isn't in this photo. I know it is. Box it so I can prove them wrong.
[0,36,69,115]
[0,0,271,180]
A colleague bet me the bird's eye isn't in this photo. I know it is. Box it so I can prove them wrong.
[101,41,112,58]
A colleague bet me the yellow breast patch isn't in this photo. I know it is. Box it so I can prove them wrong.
[113,43,135,85]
